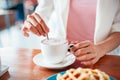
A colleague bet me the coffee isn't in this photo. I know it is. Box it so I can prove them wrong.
[41,38,66,45]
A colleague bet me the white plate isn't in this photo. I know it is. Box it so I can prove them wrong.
[33,53,76,69]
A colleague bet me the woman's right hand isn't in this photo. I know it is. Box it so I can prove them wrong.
[22,13,49,37]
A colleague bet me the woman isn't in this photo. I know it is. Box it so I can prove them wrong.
[22,0,120,65]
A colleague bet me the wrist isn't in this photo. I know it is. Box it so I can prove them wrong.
[95,44,107,58]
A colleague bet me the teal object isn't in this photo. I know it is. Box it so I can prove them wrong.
[46,71,115,80]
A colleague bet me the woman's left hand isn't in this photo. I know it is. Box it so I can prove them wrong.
[71,40,105,65]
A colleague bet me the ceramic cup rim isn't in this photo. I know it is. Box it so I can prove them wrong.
[41,38,68,46]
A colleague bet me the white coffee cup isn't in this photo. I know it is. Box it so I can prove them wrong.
[41,38,70,64]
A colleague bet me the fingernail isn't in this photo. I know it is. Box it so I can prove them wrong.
[80,62,85,65]
[70,44,74,48]
[37,33,40,36]
[68,49,71,52]
[42,33,45,36]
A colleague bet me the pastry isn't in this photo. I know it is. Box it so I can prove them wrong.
[57,67,110,80]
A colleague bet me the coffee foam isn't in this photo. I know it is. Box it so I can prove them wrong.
[41,38,67,45]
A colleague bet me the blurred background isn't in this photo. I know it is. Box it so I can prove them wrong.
[0,0,43,49]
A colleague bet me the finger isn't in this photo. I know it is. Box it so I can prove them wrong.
[22,21,31,37]
[72,41,92,53]
[26,20,40,36]
[27,15,44,36]
[70,41,79,44]
[79,40,92,47]
[22,27,29,37]
[76,53,95,61]
[24,32,29,37]
[36,24,46,36]
[71,44,80,52]
[72,40,92,51]
[22,26,29,32]
[32,13,47,36]
[80,57,99,65]
[27,15,38,26]
[33,13,49,33]
[30,14,45,34]
[75,46,94,56]
[73,49,88,57]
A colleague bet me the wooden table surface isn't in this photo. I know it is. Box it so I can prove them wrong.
[0,48,120,80]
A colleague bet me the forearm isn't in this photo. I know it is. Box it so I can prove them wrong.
[96,32,120,55]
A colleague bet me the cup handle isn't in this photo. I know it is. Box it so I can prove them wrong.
[68,44,74,52]
[66,52,71,57]
[59,44,74,63]
[64,44,74,59]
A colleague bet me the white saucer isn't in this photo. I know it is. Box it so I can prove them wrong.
[33,53,76,69]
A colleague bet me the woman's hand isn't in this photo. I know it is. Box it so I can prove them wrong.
[71,40,105,65]
[22,13,49,37]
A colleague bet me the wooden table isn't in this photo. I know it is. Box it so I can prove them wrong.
[0,48,120,80]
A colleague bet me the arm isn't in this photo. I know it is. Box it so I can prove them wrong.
[97,7,120,55]
[71,32,120,66]
[96,32,120,56]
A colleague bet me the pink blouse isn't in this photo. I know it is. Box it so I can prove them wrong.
[67,0,97,42]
